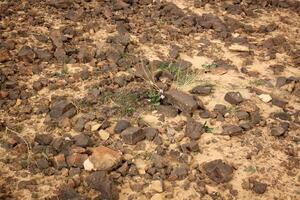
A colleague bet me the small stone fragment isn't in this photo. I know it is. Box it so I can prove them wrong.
[252,181,267,194]
[86,171,119,200]
[270,126,286,136]
[66,153,88,168]
[229,44,250,52]
[114,119,131,134]
[121,127,145,145]
[74,134,90,147]
[185,118,203,140]
[222,124,243,136]
[53,154,67,169]
[149,180,164,193]
[190,85,213,96]
[34,134,53,145]
[203,159,233,183]
[164,89,199,114]
[49,100,76,119]
[84,146,122,171]
[98,130,110,141]
[143,127,158,141]
[224,92,243,105]
[258,94,272,103]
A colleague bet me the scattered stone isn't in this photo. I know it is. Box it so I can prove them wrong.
[164,89,199,114]
[185,118,203,140]
[273,112,291,121]
[34,134,53,145]
[170,166,188,180]
[98,130,110,141]
[271,97,288,108]
[49,100,76,119]
[276,77,287,87]
[73,116,89,132]
[114,119,131,134]
[36,158,49,170]
[84,146,122,171]
[18,45,35,62]
[121,127,145,145]
[157,105,178,117]
[86,171,119,200]
[251,181,267,194]
[74,134,90,147]
[203,159,233,183]
[224,92,243,105]
[0,49,11,63]
[258,94,272,103]
[214,104,227,115]
[143,127,158,141]
[53,154,67,169]
[66,153,88,168]
[222,124,243,136]
[229,44,250,52]
[149,180,164,193]
[270,126,286,136]
[58,186,81,200]
[190,85,213,96]
[236,111,249,120]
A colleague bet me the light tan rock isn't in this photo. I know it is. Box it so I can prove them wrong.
[98,129,110,141]
[229,44,249,52]
[84,146,122,171]
[258,94,272,103]
[149,180,164,193]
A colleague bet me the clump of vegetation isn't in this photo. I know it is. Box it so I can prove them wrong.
[159,62,197,86]
[249,79,266,86]
[203,121,213,133]
[147,89,161,106]
[99,91,139,116]
[244,165,257,173]
[226,105,239,114]
[202,63,218,70]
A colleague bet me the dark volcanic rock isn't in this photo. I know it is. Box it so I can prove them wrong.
[18,46,35,62]
[143,127,158,141]
[34,134,53,145]
[251,181,267,194]
[271,97,288,108]
[74,134,90,147]
[86,171,119,200]
[170,165,188,180]
[270,126,286,136]
[214,104,227,115]
[49,100,76,119]
[164,89,199,114]
[114,119,131,134]
[190,85,213,96]
[185,118,203,140]
[203,159,233,184]
[121,127,145,145]
[222,124,243,136]
[58,186,81,200]
[224,92,243,105]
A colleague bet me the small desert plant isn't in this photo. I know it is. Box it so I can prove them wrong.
[147,89,161,106]
[202,63,218,70]
[159,62,197,86]
[203,121,213,133]
[249,79,266,86]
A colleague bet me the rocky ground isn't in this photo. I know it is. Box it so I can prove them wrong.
[0,0,300,199]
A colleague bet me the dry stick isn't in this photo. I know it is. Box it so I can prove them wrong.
[140,58,161,92]
[5,127,32,170]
